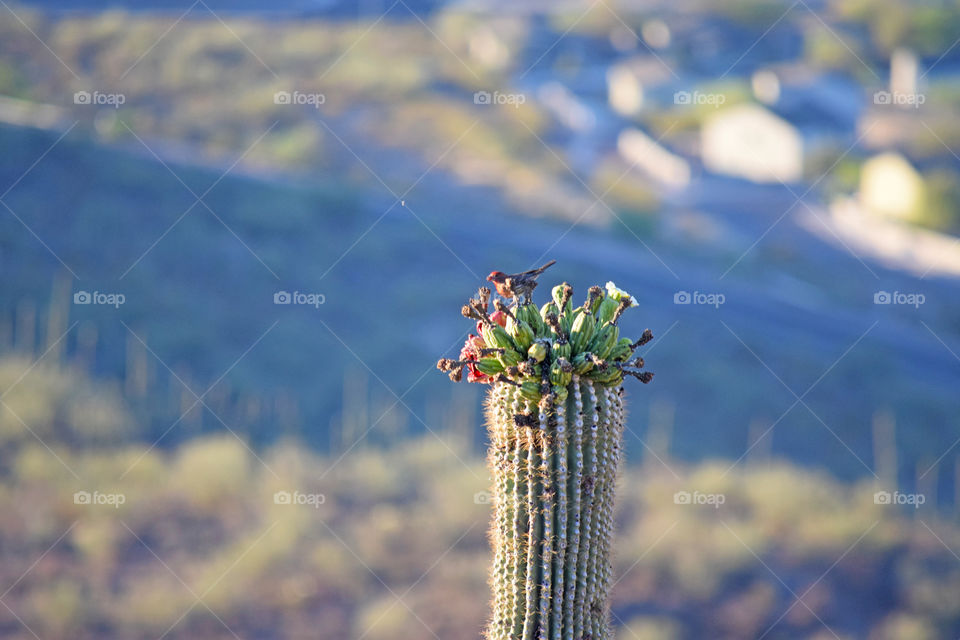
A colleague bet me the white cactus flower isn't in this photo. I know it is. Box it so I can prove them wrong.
[604,281,638,307]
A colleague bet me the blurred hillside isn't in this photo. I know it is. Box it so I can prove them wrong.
[1,117,958,487]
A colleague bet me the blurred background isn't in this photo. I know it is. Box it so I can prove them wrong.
[1,0,959,638]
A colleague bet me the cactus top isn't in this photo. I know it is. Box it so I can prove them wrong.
[437,274,654,408]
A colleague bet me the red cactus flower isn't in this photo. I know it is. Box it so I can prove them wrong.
[460,334,490,383]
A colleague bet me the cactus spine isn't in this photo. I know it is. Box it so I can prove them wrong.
[438,273,654,640]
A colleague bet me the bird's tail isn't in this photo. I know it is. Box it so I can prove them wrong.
[533,259,556,275]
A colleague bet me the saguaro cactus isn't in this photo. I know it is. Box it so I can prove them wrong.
[438,275,654,640]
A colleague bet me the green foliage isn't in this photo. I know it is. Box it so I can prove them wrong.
[823,154,861,198]
[617,616,682,640]
[804,24,873,80]
[715,0,793,27]
[834,0,960,56]
[592,160,660,221]
[0,57,27,96]
[1,425,958,639]
[920,169,960,233]
[0,347,956,640]
[0,358,132,449]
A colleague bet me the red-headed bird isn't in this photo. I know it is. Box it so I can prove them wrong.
[486,260,556,304]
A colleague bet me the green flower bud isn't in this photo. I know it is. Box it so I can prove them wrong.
[482,324,516,351]
[506,317,535,351]
[527,342,548,363]
[517,303,545,335]
[551,384,568,403]
[608,337,634,362]
[561,308,575,335]
[588,323,619,359]
[549,362,573,387]
[569,310,596,354]
[519,380,541,402]
[588,366,622,386]
[475,357,505,375]
[540,301,558,325]
[572,352,595,374]
[588,287,605,314]
[498,348,523,368]
[597,297,619,324]
[551,284,565,309]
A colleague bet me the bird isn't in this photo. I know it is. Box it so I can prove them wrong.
[486,260,556,304]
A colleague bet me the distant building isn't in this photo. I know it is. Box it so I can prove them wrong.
[468,27,509,69]
[606,56,673,117]
[856,109,915,150]
[641,19,671,50]
[617,128,690,187]
[859,152,925,221]
[607,64,643,116]
[701,103,803,183]
[751,70,780,104]
[537,82,595,132]
[890,48,919,101]
[0,95,69,131]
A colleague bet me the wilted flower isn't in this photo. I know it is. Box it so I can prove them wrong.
[477,309,508,335]
[460,334,489,383]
